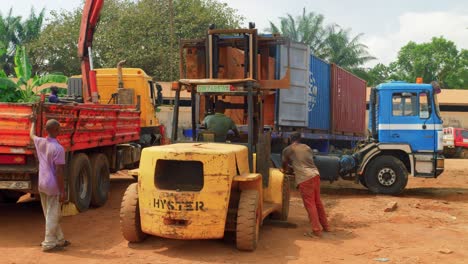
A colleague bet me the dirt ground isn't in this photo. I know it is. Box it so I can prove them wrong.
[1,159,467,264]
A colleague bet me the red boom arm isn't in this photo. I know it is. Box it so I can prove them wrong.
[78,0,104,103]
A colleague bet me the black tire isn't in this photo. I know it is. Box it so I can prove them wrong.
[69,153,92,212]
[359,177,368,188]
[90,153,110,207]
[0,190,23,203]
[270,175,290,221]
[120,183,146,242]
[236,190,260,251]
[364,155,408,195]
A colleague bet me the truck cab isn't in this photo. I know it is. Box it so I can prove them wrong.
[356,81,445,194]
[443,127,468,158]
[372,81,444,156]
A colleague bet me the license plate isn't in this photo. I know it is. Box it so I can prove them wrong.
[197,85,231,93]
[0,181,31,190]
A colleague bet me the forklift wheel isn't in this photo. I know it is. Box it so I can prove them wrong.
[270,175,290,221]
[236,190,260,251]
[120,183,147,243]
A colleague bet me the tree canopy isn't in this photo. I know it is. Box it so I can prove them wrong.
[269,8,375,71]
[28,0,243,80]
[0,8,44,76]
[365,37,467,88]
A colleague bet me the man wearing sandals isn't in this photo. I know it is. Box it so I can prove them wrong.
[30,119,71,252]
[282,132,330,237]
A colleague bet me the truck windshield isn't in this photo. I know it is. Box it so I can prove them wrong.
[433,93,442,118]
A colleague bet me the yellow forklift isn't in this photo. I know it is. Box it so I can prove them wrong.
[120,24,291,251]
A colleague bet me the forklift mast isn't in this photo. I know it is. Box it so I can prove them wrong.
[173,25,290,172]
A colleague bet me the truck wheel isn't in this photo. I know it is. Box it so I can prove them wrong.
[236,190,260,251]
[120,183,146,242]
[70,153,92,212]
[365,155,408,195]
[359,177,368,188]
[90,153,110,207]
[270,175,290,221]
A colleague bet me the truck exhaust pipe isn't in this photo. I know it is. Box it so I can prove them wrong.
[117,60,127,89]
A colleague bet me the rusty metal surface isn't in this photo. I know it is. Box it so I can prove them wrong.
[331,64,367,135]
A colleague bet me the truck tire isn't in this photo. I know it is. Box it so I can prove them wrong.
[364,155,408,195]
[270,176,290,221]
[236,190,260,251]
[69,153,92,212]
[90,153,110,207]
[359,177,368,188]
[120,183,146,242]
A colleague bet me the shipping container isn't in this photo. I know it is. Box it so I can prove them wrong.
[331,64,367,135]
[308,55,331,131]
[277,42,310,127]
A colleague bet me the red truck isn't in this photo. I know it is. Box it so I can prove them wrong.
[443,127,468,158]
[0,0,142,212]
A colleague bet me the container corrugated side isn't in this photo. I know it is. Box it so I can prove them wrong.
[277,42,310,127]
[308,55,331,131]
[331,64,367,135]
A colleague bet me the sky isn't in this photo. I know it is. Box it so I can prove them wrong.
[2,0,468,67]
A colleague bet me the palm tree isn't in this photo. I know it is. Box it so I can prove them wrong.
[322,25,375,70]
[269,8,328,55]
[0,8,45,76]
[17,8,45,44]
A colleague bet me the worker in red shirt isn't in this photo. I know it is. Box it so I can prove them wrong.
[282,132,330,237]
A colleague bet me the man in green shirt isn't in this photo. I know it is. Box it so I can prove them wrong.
[203,100,239,142]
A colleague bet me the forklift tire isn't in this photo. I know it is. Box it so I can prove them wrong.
[365,155,408,195]
[70,153,92,212]
[270,176,290,221]
[90,153,110,207]
[120,183,146,243]
[236,190,260,251]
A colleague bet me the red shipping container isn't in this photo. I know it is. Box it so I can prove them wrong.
[331,64,367,135]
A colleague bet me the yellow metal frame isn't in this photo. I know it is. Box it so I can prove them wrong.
[137,143,286,240]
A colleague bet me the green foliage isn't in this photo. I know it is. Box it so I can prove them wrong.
[28,0,244,80]
[0,8,44,76]
[269,9,374,70]
[269,8,327,55]
[40,87,67,96]
[366,37,467,88]
[14,46,32,85]
[0,45,68,103]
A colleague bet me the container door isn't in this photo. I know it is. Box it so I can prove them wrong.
[277,42,310,127]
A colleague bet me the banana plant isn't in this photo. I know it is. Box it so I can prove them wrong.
[0,45,68,103]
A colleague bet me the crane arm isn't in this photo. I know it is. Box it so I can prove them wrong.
[78,0,104,103]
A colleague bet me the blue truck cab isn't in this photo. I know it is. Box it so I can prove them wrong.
[352,81,445,194]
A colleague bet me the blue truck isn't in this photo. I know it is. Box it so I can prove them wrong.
[316,81,445,194]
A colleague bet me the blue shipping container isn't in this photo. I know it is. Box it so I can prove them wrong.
[308,55,331,131]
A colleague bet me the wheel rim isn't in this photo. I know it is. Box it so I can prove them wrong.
[78,166,89,199]
[377,167,397,186]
